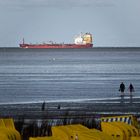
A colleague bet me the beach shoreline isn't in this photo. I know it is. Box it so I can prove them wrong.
[1,97,140,140]
[1,96,140,119]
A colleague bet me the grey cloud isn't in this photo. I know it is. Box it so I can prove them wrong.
[0,0,115,8]
[1,0,140,47]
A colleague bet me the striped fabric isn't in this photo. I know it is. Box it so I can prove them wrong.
[101,116,132,125]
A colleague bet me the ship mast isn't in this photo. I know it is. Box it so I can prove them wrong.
[22,38,25,44]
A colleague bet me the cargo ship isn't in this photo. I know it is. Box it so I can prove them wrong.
[20,33,93,48]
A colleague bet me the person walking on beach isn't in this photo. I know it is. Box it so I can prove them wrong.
[119,82,125,104]
[119,82,125,95]
[128,83,135,104]
[128,83,135,95]
[41,101,45,111]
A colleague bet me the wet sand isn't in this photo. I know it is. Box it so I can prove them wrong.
[0,96,140,119]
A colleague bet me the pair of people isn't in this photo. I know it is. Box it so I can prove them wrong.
[119,82,135,96]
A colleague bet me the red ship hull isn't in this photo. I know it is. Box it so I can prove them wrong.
[20,43,93,49]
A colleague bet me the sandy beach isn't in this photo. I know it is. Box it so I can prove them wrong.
[1,96,140,140]
[1,96,140,119]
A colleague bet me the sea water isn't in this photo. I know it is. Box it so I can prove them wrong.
[0,48,140,104]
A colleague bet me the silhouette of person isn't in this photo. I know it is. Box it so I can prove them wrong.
[57,104,60,109]
[41,101,45,111]
[128,83,135,104]
[128,83,135,95]
[119,82,125,95]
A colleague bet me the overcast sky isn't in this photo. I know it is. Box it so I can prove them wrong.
[0,0,140,47]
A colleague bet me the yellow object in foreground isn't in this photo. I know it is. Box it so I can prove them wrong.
[52,124,114,140]
[0,118,21,140]
[101,121,140,140]
[130,137,140,140]
[30,115,140,140]
[29,136,60,140]
[101,115,139,128]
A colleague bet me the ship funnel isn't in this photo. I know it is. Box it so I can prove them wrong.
[82,33,92,44]
[22,38,25,44]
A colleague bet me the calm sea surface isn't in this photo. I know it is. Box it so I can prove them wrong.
[0,48,140,104]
